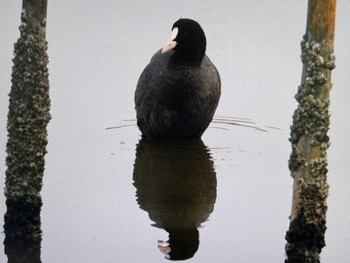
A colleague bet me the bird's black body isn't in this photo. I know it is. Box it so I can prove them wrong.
[135,19,221,138]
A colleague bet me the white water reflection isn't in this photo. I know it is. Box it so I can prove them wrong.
[1,1,350,262]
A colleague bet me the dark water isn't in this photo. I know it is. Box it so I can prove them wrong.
[1,1,350,262]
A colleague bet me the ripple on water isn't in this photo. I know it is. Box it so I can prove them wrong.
[105,116,281,133]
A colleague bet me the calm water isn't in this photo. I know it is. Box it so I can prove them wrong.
[1,1,350,262]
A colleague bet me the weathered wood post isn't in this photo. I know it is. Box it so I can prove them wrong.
[285,0,336,262]
[4,0,50,255]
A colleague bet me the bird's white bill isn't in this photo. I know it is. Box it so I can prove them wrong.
[161,27,178,53]
[161,40,177,53]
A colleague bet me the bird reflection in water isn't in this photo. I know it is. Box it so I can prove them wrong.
[133,137,217,260]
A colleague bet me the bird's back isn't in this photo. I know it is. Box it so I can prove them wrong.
[135,50,220,139]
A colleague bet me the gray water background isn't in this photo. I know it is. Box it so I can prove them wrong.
[1,1,350,262]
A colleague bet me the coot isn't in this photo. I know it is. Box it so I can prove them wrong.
[135,18,221,138]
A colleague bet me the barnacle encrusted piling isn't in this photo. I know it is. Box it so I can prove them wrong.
[4,6,50,242]
[285,34,335,262]
[289,35,333,174]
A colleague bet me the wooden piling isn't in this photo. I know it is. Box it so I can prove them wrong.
[285,0,336,262]
[4,0,50,252]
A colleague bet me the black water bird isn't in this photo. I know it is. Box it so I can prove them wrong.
[135,18,221,138]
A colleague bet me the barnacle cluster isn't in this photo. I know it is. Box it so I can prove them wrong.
[285,34,335,262]
[289,35,334,175]
[289,36,334,153]
[4,8,50,241]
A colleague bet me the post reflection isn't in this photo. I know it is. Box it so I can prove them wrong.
[3,201,42,263]
[133,137,217,261]
[4,238,41,263]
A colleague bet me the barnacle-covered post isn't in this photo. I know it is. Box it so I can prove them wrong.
[4,0,50,254]
[285,0,336,262]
